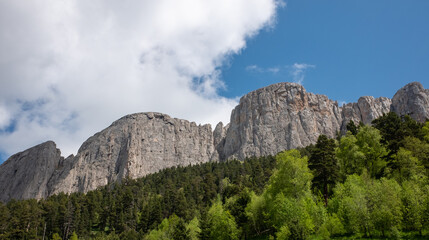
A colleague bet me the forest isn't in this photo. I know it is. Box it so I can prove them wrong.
[0,112,428,240]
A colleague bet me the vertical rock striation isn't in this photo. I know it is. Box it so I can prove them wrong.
[48,112,217,195]
[221,83,342,160]
[0,141,63,202]
[0,82,428,201]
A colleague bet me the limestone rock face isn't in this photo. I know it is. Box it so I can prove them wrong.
[391,82,429,122]
[1,82,428,202]
[48,112,217,195]
[213,122,229,161]
[0,141,63,202]
[221,83,343,160]
[340,96,391,131]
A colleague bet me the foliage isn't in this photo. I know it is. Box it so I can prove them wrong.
[372,113,424,161]
[1,114,429,239]
[265,149,312,200]
[309,135,339,206]
[52,232,63,240]
[264,149,325,239]
[336,126,388,178]
[245,191,270,237]
[401,178,429,234]
[329,174,371,236]
[346,120,359,135]
[69,231,78,240]
[186,217,201,240]
[206,197,240,240]
[330,173,404,238]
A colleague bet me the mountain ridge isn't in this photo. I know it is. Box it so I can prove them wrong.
[0,81,428,202]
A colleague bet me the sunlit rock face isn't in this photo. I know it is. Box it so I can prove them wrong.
[1,82,427,201]
[48,112,218,196]
[222,83,342,160]
[391,82,429,123]
[220,82,394,160]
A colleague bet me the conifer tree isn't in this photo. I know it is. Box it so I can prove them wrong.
[172,218,190,240]
[309,135,339,206]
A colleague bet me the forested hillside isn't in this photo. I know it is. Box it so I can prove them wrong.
[1,112,429,240]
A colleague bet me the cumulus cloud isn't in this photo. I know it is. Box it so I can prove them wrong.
[0,0,282,158]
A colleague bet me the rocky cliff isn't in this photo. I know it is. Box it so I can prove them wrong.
[48,112,217,196]
[219,83,394,160]
[391,82,429,123]
[0,141,63,203]
[0,82,427,201]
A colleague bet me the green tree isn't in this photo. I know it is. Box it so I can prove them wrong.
[356,126,388,177]
[372,113,424,158]
[198,210,211,240]
[346,120,358,135]
[245,191,270,237]
[336,132,365,177]
[207,197,240,240]
[329,174,371,236]
[330,173,403,238]
[402,136,429,172]
[265,150,313,200]
[391,148,425,182]
[186,217,201,240]
[336,126,388,178]
[145,215,181,240]
[264,150,322,239]
[309,135,339,206]
[69,231,78,240]
[0,202,10,239]
[225,188,250,230]
[275,225,291,240]
[422,121,429,142]
[367,178,402,237]
[52,232,63,240]
[401,179,428,235]
[172,218,190,240]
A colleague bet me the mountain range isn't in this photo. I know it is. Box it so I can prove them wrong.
[0,81,428,202]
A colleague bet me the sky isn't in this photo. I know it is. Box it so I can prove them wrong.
[0,0,428,163]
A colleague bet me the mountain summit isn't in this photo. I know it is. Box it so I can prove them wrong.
[1,82,428,202]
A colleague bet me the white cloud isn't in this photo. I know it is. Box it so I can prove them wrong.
[246,65,262,72]
[246,65,280,74]
[290,63,315,85]
[0,104,11,129]
[0,0,282,158]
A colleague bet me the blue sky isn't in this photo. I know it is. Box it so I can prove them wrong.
[220,0,429,103]
[0,0,428,163]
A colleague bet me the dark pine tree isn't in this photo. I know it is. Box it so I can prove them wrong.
[309,135,339,206]
[346,120,358,135]
[172,218,190,240]
[199,210,211,240]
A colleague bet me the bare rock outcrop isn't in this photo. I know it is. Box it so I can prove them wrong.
[0,82,428,201]
[391,82,429,122]
[340,96,391,131]
[0,141,63,202]
[221,83,342,160]
[48,112,217,195]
